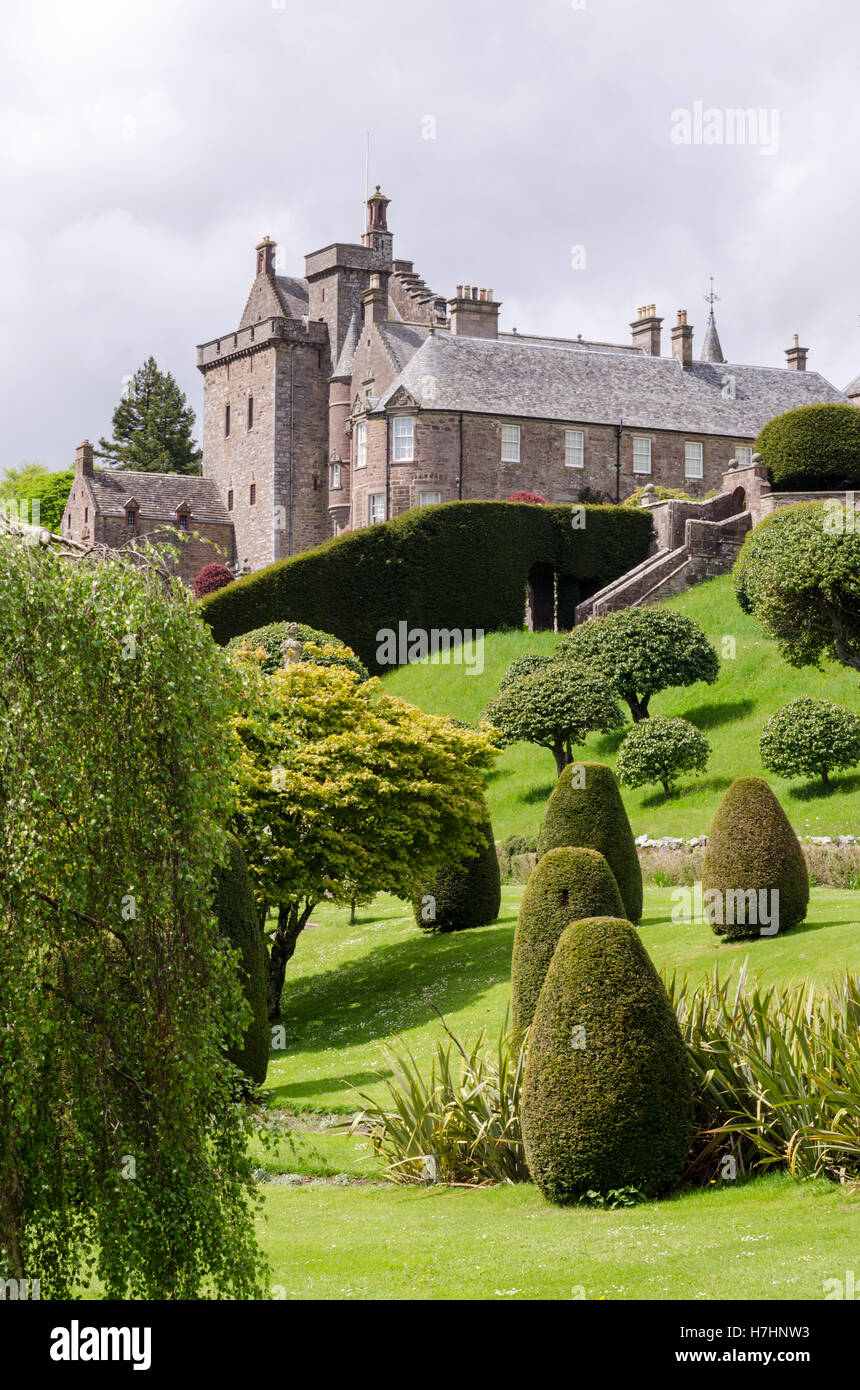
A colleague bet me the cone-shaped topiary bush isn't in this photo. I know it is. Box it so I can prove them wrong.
[213,833,270,1086]
[510,847,625,1033]
[413,820,501,932]
[702,777,809,939]
[521,917,693,1204]
[536,761,642,923]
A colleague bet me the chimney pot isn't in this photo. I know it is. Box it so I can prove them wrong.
[671,311,694,368]
[456,284,463,298]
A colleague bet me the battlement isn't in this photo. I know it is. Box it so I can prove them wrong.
[196,316,328,371]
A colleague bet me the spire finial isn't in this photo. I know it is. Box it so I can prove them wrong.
[705,276,720,311]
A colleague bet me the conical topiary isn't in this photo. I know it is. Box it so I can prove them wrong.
[702,776,809,939]
[510,847,625,1033]
[521,917,693,1204]
[212,833,270,1086]
[536,761,642,922]
[413,819,501,932]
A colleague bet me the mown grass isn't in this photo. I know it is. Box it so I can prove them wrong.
[381,574,860,840]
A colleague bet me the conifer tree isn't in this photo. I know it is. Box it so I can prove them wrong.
[97,356,202,474]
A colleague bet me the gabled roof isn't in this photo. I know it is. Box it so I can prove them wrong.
[374,331,848,436]
[844,373,860,399]
[85,470,232,525]
[274,275,309,319]
[239,273,309,329]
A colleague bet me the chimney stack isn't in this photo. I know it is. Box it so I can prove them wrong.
[785,333,808,371]
[671,309,694,369]
[630,303,663,356]
[75,440,94,478]
[448,285,501,339]
[362,270,389,326]
[256,236,276,277]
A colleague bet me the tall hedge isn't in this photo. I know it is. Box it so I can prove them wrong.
[536,761,642,923]
[756,403,860,491]
[212,833,270,1086]
[521,917,693,1204]
[701,777,809,939]
[510,847,625,1033]
[413,820,501,932]
[200,501,653,671]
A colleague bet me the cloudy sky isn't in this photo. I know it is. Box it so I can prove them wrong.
[2,0,859,471]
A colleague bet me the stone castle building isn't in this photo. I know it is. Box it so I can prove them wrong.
[63,188,852,579]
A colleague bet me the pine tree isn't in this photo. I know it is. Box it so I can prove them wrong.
[96,356,202,474]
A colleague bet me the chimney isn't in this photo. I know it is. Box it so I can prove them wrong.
[448,285,501,339]
[75,440,94,478]
[256,236,276,277]
[671,309,694,369]
[362,270,389,326]
[785,333,808,371]
[362,185,393,263]
[630,303,663,356]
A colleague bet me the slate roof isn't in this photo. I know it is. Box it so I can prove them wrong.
[374,331,848,435]
[844,373,860,398]
[273,276,309,318]
[377,321,431,372]
[86,470,232,524]
[332,312,360,379]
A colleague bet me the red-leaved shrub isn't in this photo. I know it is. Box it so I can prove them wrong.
[193,563,234,599]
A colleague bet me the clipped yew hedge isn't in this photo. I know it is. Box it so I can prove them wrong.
[756,403,860,491]
[200,501,653,671]
[536,761,642,923]
[413,819,501,933]
[510,846,625,1033]
[702,777,809,939]
[521,917,693,1204]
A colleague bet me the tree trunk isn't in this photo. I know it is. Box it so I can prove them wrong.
[821,768,831,789]
[266,901,313,1021]
[350,898,357,925]
[628,693,649,722]
[553,741,569,778]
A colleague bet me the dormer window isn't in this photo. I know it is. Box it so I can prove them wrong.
[178,513,188,530]
[125,505,137,528]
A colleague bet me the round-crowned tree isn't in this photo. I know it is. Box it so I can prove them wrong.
[557,608,719,722]
[510,847,624,1033]
[536,761,642,922]
[212,833,270,1087]
[760,698,860,789]
[616,715,710,797]
[702,777,809,940]
[521,917,693,1204]
[755,403,860,490]
[484,660,622,777]
[193,562,234,598]
[413,819,501,932]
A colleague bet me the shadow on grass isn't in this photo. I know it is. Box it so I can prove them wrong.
[678,698,756,731]
[788,773,860,802]
[520,781,556,805]
[273,917,517,1059]
[592,727,629,756]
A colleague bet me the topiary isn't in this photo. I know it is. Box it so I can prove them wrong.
[227,620,369,680]
[510,847,625,1033]
[194,562,234,598]
[521,917,693,1204]
[759,697,860,789]
[702,777,809,939]
[616,715,710,797]
[536,762,642,922]
[413,820,501,932]
[756,403,860,491]
[212,833,270,1086]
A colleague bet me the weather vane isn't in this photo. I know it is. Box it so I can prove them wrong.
[705,277,720,309]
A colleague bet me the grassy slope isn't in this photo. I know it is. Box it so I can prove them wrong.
[260,1173,858,1300]
[381,574,860,840]
[268,885,860,1115]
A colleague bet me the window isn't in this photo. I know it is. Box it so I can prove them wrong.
[564,429,584,469]
[331,463,342,490]
[369,492,386,525]
[125,508,135,528]
[354,420,367,469]
[736,446,753,467]
[393,416,415,462]
[178,513,188,530]
[684,441,704,479]
[632,436,652,474]
[418,491,442,507]
[247,396,253,430]
[84,506,88,523]
[249,483,256,505]
[225,404,231,437]
[227,488,234,511]
[501,424,521,463]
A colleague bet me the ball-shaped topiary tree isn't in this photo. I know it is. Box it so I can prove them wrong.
[484,660,622,777]
[536,761,642,922]
[212,833,270,1088]
[557,608,719,722]
[755,403,860,491]
[413,819,501,932]
[510,847,624,1033]
[228,619,369,680]
[521,917,693,1204]
[616,715,710,797]
[760,697,860,790]
[193,562,234,598]
[702,777,809,940]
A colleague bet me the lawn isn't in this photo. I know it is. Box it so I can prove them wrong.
[381,574,860,841]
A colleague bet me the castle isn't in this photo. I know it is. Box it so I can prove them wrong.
[63,188,853,581]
